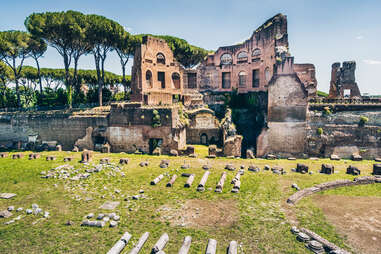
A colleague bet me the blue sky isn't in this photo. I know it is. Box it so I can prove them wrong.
[1,0,381,94]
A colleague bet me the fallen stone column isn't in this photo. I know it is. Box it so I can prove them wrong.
[151,175,164,185]
[184,174,195,188]
[107,232,132,254]
[166,175,177,187]
[152,233,169,253]
[205,239,217,254]
[178,236,192,254]
[231,172,241,184]
[227,240,238,254]
[129,232,150,254]
[197,171,210,192]
[231,180,241,193]
[215,172,227,193]
[300,228,350,254]
[81,220,105,227]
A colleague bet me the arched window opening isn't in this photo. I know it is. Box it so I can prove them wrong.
[220,53,232,65]
[157,53,165,65]
[239,71,247,87]
[172,72,180,89]
[252,48,261,57]
[237,51,248,63]
[145,70,153,88]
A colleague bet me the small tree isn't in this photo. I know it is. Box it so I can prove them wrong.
[0,30,32,107]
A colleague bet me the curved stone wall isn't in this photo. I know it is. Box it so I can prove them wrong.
[287,176,381,205]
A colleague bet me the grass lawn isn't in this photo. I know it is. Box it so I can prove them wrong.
[0,146,379,253]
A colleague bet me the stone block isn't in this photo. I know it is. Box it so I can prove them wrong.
[321,164,334,175]
[119,158,129,164]
[296,163,308,174]
[100,158,110,164]
[46,156,56,161]
[101,143,111,153]
[169,149,178,156]
[56,145,62,152]
[29,153,40,160]
[246,149,255,159]
[81,150,93,163]
[72,146,79,152]
[99,201,120,210]
[12,153,24,159]
[63,157,73,162]
[208,145,217,158]
[0,152,9,158]
[351,153,362,161]
[330,154,340,161]
[346,165,360,175]
[373,164,381,175]
[152,147,161,156]
[0,193,16,199]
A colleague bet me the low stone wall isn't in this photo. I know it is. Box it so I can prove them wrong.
[287,176,381,205]
[300,228,350,254]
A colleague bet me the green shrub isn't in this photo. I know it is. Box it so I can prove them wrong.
[317,128,323,136]
[323,106,332,115]
[359,116,369,126]
[152,110,161,128]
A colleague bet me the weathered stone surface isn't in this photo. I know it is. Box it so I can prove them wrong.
[0,193,16,199]
[56,145,62,152]
[12,153,24,159]
[296,232,310,242]
[184,174,195,188]
[46,156,56,161]
[139,161,149,167]
[225,163,236,171]
[0,152,8,158]
[166,174,177,187]
[119,158,129,164]
[208,145,217,158]
[153,147,161,156]
[205,238,217,254]
[107,232,132,254]
[296,163,309,174]
[99,201,120,210]
[81,150,93,163]
[101,143,111,153]
[81,220,105,227]
[330,154,340,161]
[152,233,169,253]
[248,165,260,172]
[129,232,150,254]
[321,164,334,175]
[63,157,73,162]
[351,153,362,161]
[373,164,381,175]
[346,165,360,175]
[178,236,192,254]
[151,174,164,185]
[227,240,238,254]
[215,172,227,193]
[246,149,255,159]
[169,149,178,156]
[0,210,12,218]
[197,171,210,192]
[100,158,110,164]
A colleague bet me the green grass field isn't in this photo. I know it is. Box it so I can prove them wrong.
[0,146,379,253]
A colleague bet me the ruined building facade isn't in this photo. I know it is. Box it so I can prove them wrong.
[328,61,361,99]
[184,14,317,99]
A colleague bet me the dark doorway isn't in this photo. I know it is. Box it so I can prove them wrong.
[200,133,208,145]
[158,72,165,89]
[149,138,163,154]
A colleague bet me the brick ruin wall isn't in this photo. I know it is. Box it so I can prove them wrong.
[306,109,381,159]
[0,105,187,154]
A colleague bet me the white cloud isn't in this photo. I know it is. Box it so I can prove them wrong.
[124,26,133,32]
[363,59,381,65]
[356,35,364,40]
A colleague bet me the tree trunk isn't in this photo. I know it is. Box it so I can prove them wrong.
[94,53,102,106]
[35,58,42,94]
[12,58,21,108]
[73,56,80,96]
[100,54,106,106]
[63,54,72,108]
[122,63,127,100]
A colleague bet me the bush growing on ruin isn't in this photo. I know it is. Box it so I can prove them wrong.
[323,106,332,115]
[152,109,161,128]
[317,128,323,136]
[359,116,369,126]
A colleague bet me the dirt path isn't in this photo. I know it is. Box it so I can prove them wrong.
[313,195,381,254]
